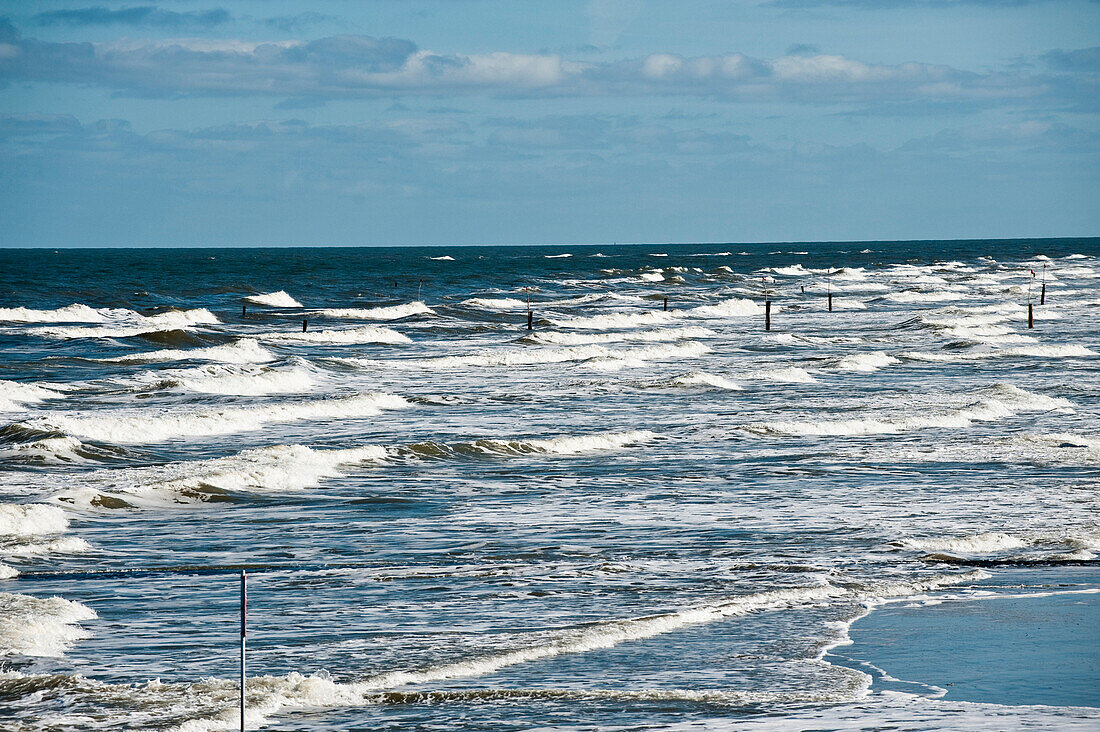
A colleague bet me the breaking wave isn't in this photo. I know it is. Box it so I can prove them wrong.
[318,302,433,320]
[524,327,714,346]
[101,339,275,364]
[30,309,220,339]
[256,326,411,345]
[834,352,901,373]
[662,371,743,390]
[0,303,109,323]
[19,392,409,444]
[245,291,302,308]
[748,384,1073,436]
[0,380,69,412]
[0,593,96,657]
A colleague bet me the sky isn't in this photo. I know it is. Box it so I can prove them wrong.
[0,0,1097,247]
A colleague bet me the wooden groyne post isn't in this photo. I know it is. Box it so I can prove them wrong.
[762,276,771,331]
[1041,264,1047,305]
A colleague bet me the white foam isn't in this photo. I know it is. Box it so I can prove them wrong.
[0,436,87,463]
[318,302,433,320]
[402,341,708,370]
[545,253,572,258]
[752,384,1072,436]
[637,270,665,282]
[901,533,1028,554]
[666,371,743,390]
[0,380,68,411]
[526,326,714,346]
[428,255,454,261]
[0,504,68,537]
[466,430,656,456]
[835,352,901,373]
[884,291,964,303]
[31,308,221,339]
[103,338,275,364]
[901,345,1096,362]
[21,392,409,443]
[140,364,315,396]
[461,297,528,310]
[689,298,764,318]
[0,303,108,323]
[549,310,676,329]
[0,592,96,657]
[751,367,817,384]
[245,291,302,308]
[63,444,389,507]
[256,326,410,345]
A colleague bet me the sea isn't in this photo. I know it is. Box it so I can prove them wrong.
[0,239,1097,731]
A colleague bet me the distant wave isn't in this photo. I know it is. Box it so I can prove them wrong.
[379,341,709,370]
[318,302,433,320]
[834,351,900,373]
[659,371,743,390]
[428,255,454,261]
[0,303,113,323]
[256,326,411,345]
[746,384,1072,436]
[101,338,275,364]
[132,363,316,396]
[30,308,220,339]
[901,345,1096,362]
[245,291,302,308]
[525,326,714,346]
[460,297,528,310]
[457,430,656,456]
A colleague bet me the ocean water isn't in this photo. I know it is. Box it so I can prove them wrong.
[0,239,1097,731]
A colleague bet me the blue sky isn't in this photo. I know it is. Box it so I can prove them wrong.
[0,0,1097,246]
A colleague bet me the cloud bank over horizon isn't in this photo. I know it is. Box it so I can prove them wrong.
[0,2,1096,246]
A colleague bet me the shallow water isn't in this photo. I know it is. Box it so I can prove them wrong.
[0,240,1097,730]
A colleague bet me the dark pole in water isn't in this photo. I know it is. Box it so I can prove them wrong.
[1028,303,1034,329]
[762,276,771,331]
[302,318,308,333]
[1041,264,1047,305]
[418,279,423,302]
[827,269,833,312]
[800,285,805,294]
[663,297,668,311]
[241,304,246,317]
[240,571,246,732]
[527,310,533,330]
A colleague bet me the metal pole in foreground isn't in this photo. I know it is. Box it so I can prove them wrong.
[240,570,246,732]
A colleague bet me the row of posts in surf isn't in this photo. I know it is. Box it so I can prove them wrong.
[237,266,1052,334]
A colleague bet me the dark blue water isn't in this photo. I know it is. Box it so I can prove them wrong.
[0,239,1097,731]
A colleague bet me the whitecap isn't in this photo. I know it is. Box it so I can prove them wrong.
[245,291,302,308]
[102,338,275,364]
[20,392,409,443]
[0,592,96,657]
[256,326,410,345]
[318,302,433,320]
